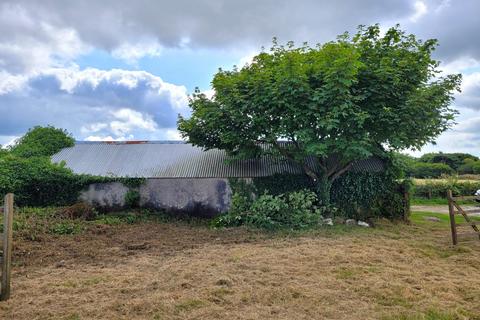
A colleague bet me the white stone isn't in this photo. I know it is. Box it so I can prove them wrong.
[357,220,370,227]
[345,219,356,226]
[323,218,333,226]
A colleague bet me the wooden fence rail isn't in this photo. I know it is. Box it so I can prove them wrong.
[1,193,14,301]
[447,190,480,245]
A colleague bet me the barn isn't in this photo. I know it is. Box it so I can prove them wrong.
[52,141,385,216]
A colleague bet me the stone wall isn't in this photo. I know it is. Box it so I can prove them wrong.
[80,178,232,216]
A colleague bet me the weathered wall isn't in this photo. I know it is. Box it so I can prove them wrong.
[80,178,232,216]
[80,182,129,209]
[140,179,232,217]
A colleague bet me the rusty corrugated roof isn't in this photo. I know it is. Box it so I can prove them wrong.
[51,141,384,178]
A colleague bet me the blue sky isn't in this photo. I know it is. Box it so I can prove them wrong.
[0,0,479,156]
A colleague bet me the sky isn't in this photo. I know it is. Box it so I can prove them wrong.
[0,0,479,156]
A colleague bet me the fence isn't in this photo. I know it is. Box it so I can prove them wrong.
[0,193,13,301]
[447,190,480,245]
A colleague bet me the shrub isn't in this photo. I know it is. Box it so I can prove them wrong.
[406,162,454,178]
[213,190,323,230]
[124,190,141,208]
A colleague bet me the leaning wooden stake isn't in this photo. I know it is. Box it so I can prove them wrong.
[447,190,457,245]
[1,193,13,301]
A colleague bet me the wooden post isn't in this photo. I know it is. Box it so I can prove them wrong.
[403,189,410,222]
[1,193,13,301]
[447,190,457,245]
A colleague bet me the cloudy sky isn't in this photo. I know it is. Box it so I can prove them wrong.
[0,0,479,155]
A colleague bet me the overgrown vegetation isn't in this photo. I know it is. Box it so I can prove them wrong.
[0,205,152,241]
[214,166,410,229]
[0,126,147,207]
[213,189,324,230]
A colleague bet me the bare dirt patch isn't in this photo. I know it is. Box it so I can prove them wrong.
[1,220,480,319]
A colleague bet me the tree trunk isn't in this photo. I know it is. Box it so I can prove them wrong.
[315,174,332,206]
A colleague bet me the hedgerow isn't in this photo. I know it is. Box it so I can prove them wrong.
[0,153,146,207]
[412,180,480,199]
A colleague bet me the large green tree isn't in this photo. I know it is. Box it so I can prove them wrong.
[178,25,461,204]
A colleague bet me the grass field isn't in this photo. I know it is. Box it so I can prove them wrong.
[1,209,480,320]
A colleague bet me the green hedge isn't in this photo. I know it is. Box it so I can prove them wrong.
[413,180,480,199]
[0,154,104,206]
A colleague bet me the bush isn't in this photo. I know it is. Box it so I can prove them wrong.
[213,190,323,230]
[406,162,454,178]
[124,190,141,208]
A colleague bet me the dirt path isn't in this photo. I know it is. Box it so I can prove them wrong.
[1,221,480,319]
[412,205,480,215]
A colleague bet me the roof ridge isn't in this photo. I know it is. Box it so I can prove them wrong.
[75,140,186,145]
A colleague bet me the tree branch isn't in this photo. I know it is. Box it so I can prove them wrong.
[272,140,320,182]
[329,162,354,182]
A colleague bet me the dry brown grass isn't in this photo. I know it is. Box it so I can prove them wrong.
[1,218,480,320]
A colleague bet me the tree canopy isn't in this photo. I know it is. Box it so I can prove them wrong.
[10,126,75,158]
[419,152,478,171]
[178,25,461,202]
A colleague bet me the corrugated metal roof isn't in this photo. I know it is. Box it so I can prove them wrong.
[52,141,385,178]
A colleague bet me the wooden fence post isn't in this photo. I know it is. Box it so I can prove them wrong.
[403,189,410,222]
[447,190,457,245]
[1,193,13,301]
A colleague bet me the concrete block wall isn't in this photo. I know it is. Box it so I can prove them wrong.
[79,178,232,216]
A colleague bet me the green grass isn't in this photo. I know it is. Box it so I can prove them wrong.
[411,197,476,206]
[410,211,480,227]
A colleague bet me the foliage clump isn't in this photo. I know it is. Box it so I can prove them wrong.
[124,189,141,208]
[0,126,148,207]
[9,126,74,158]
[213,189,324,230]
[406,162,454,178]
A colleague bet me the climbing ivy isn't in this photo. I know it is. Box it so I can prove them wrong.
[228,170,410,221]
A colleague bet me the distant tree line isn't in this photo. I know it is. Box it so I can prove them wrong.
[396,152,480,178]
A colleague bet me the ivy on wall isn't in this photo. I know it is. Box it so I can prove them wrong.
[230,170,410,221]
